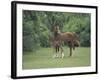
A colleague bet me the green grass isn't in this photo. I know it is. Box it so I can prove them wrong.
[22,47,90,69]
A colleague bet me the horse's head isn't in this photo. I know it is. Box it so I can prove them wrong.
[54,25,59,32]
[53,25,60,37]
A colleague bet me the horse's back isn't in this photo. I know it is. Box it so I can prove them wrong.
[60,32,74,41]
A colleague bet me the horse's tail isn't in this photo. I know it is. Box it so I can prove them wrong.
[73,46,75,50]
[73,32,80,47]
[72,32,80,50]
[73,32,80,41]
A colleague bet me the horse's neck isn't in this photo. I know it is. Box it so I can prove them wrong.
[54,30,61,36]
[54,32,58,37]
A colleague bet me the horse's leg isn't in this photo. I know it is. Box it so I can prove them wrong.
[73,45,75,50]
[56,46,58,57]
[54,46,59,58]
[69,46,72,56]
[57,46,60,58]
[56,46,59,58]
[73,40,76,50]
[67,41,72,57]
[69,42,74,57]
[60,46,64,58]
[53,47,55,58]
[53,46,57,58]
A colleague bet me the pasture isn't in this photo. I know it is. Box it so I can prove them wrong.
[22,47,90,69]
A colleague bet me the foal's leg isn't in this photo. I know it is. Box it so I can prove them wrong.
[60,46,64,58]
[53,46,59,58]
[53,47,57,58]
[56,45,62,58]
[56,46,59,58]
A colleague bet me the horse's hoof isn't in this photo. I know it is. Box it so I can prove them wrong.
[61,53,64,58]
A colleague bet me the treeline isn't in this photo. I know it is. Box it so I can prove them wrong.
[23,10,91,51]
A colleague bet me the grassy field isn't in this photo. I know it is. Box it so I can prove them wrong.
[22,47,90,69]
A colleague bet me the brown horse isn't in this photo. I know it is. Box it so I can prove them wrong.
[53,25,80,57]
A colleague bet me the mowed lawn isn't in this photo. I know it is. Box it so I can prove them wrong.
[22,47,90,69]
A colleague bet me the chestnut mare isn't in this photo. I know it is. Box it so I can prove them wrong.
[51,25,80,58]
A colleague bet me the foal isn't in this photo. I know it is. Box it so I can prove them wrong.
[53,40,64,58]
[50,36,64,58]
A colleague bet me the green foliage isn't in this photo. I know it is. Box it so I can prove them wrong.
[39,26,50,47]
[23,21,40,51]
[23,10,91,52]
[62,13,90,46]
